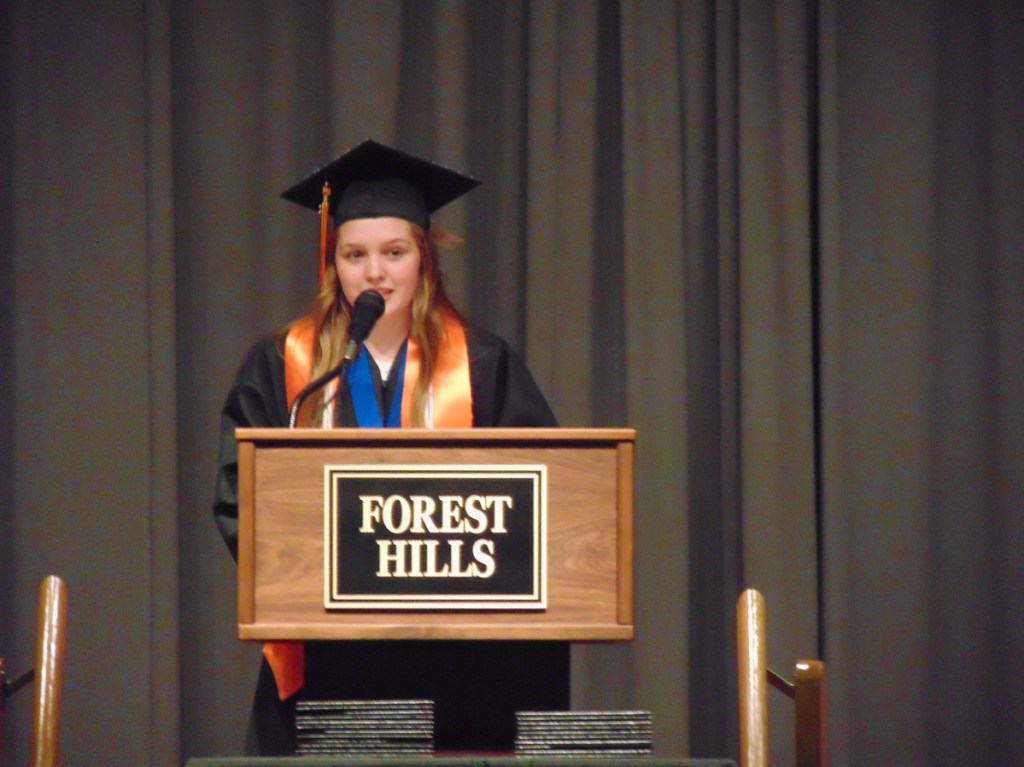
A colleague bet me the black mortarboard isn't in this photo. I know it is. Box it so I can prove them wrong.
[281,139,480,231]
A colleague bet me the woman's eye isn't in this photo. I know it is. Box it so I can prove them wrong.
[342,250,363,260]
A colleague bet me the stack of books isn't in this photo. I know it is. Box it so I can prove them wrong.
[514,710,653,757]
[295,699,434,756]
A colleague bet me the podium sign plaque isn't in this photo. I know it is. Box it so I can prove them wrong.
[324,463,548,610]
[236,427,635,642]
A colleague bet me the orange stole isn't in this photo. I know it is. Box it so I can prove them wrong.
[263,312,473,700]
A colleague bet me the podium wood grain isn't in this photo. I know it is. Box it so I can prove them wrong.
[237,428,635,641]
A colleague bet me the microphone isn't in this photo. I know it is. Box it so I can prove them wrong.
[287,290,385,428]
[342,289,386,360]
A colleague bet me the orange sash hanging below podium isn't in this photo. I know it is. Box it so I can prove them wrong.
[263,312,473,700]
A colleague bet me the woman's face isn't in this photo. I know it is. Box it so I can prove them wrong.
[335,217,422,323]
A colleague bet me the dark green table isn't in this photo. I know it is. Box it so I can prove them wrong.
[186,759,736,767]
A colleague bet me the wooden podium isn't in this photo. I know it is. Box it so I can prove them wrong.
[236,427,635,642]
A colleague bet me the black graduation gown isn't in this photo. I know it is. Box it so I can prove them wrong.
[213,326,569,755]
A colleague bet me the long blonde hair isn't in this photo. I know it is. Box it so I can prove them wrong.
[301,221,463,427]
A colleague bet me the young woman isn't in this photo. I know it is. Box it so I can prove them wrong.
[213,141,568,755]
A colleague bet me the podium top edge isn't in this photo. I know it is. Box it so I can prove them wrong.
[235,427,636,443]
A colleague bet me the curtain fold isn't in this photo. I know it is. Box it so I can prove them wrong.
[619,1,692,755]
[143,1,183,764]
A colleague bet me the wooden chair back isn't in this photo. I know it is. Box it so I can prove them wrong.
[738,588,827,767]
[1,575,68,767]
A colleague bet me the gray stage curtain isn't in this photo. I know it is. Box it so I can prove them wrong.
[821,1,1024,764]
[1,2,1020,767]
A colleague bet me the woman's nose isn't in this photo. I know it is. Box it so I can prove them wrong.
[365,254,384,281]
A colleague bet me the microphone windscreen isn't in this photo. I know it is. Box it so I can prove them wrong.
[347,290,385,345]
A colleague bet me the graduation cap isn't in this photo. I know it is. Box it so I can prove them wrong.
[282,140,480,280]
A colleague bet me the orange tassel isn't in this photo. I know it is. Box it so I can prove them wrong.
[319,183,331,284]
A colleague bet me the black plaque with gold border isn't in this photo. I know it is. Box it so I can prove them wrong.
[325,464,548,610]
